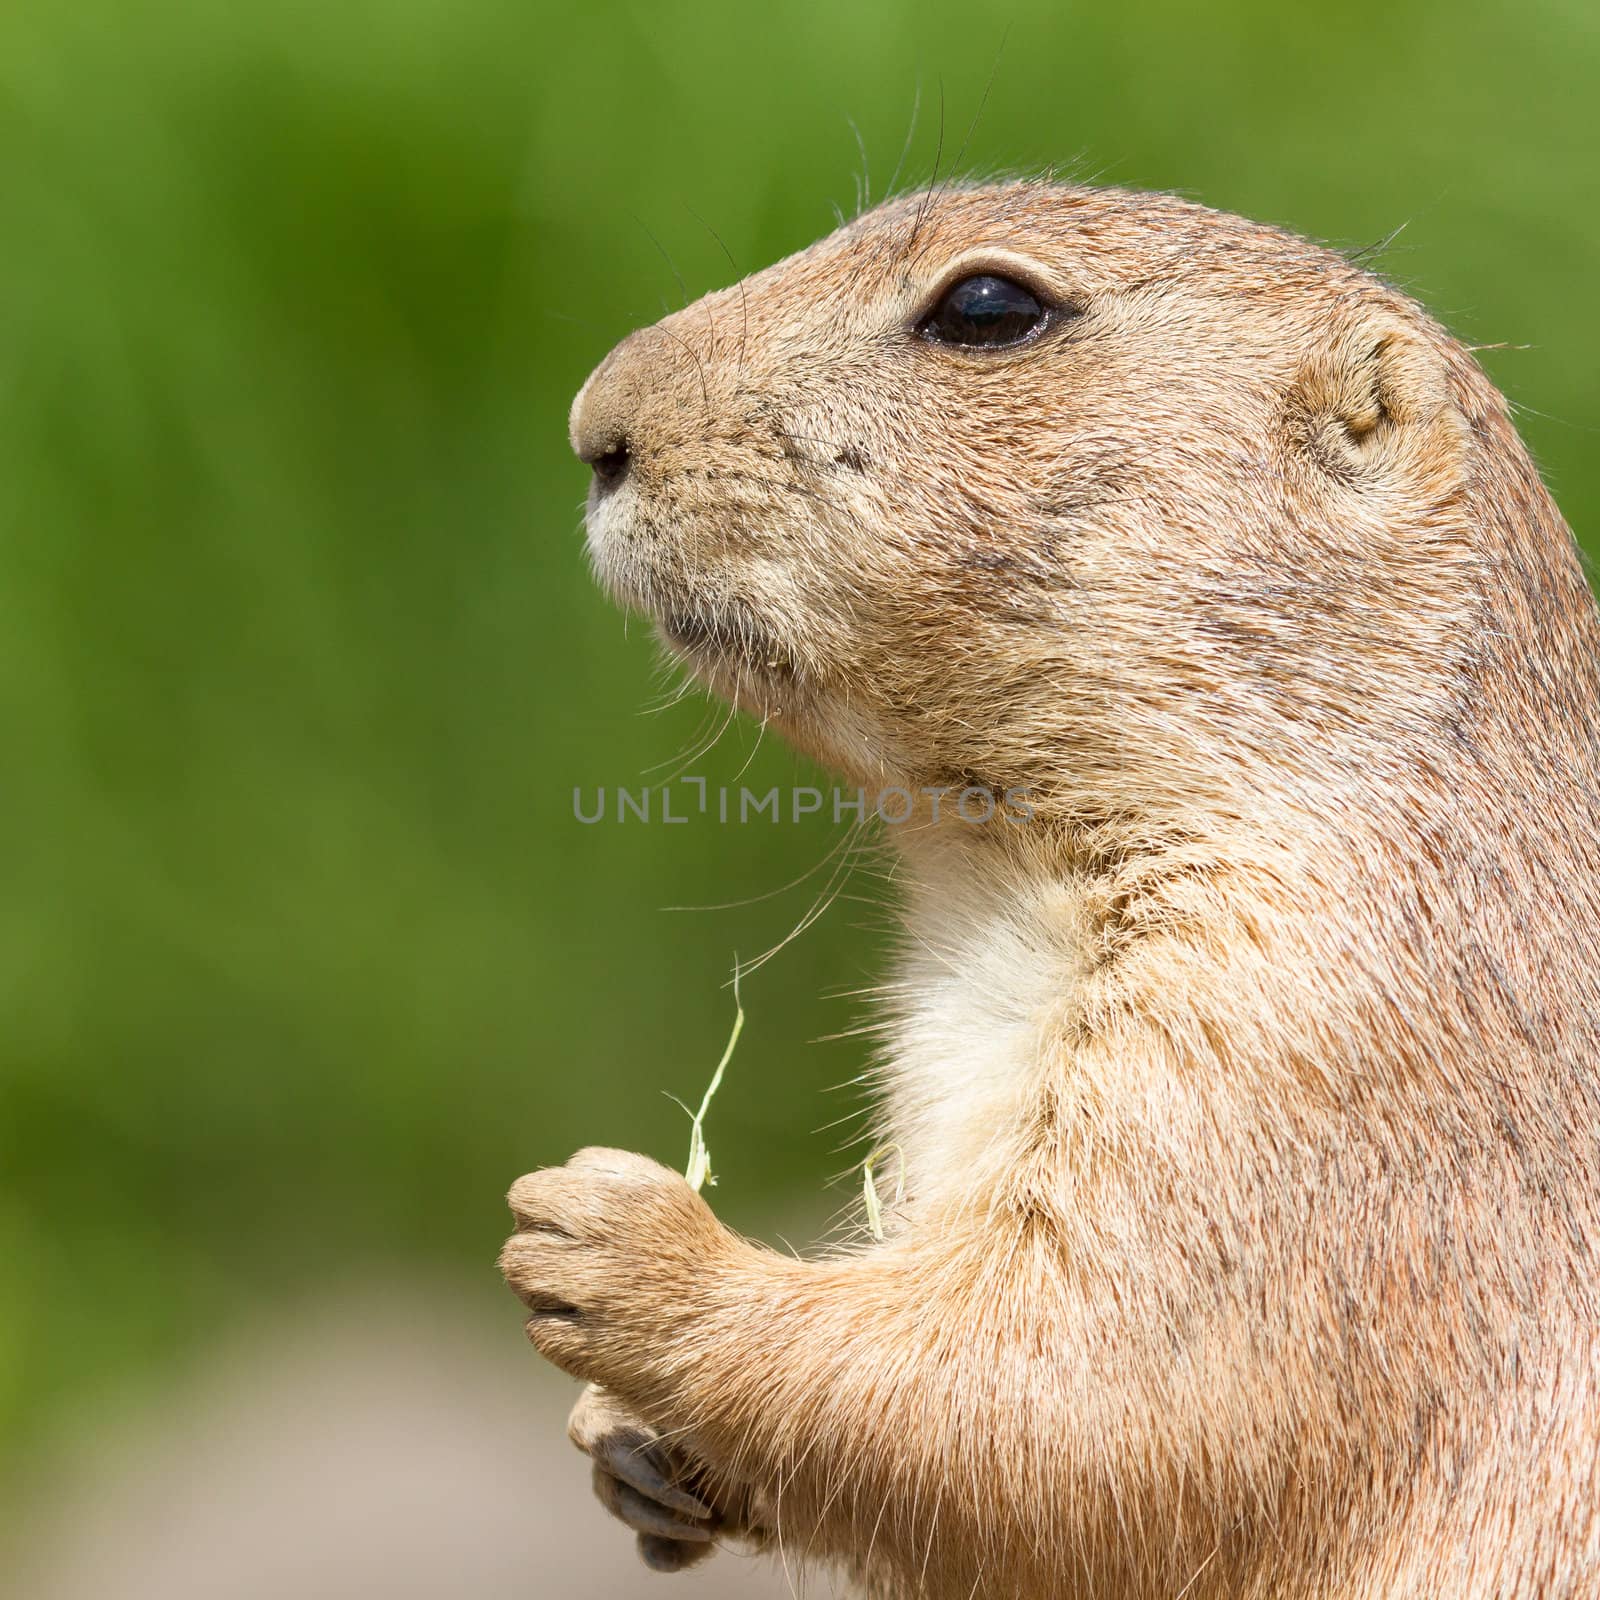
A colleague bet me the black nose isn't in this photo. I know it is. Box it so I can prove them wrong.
[582,435,631,493]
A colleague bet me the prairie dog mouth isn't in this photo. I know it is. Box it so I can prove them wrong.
[659,600,798,682]
[587,515,799,684]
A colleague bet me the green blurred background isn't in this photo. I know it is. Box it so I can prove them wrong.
[1,0,1595,1521]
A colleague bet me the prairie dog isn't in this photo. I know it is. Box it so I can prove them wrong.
[501,182,1600,1599]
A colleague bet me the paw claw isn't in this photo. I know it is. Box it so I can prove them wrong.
[567,1386,736,1570]
[595,1465,713,1542]
[594,1434,713,1521]
[636,1532,715,1573]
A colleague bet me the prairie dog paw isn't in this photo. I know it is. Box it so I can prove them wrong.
[568,1385,738,1572]
[498,1147,726,1388]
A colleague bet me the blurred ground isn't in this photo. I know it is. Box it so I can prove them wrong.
[5,1286,811,1600]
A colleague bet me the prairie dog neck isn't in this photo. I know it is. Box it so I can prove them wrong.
[876,824,1096,1218]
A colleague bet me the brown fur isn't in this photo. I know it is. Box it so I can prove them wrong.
[501,182,1600,1598]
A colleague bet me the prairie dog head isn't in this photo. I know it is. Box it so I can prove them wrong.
[571,182,1484,813]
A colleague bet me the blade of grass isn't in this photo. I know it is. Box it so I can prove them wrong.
[861,1142,904,1241]
[684,966,744,1192]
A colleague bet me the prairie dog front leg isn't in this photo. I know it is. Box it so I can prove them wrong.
[499,1148,1054,1596]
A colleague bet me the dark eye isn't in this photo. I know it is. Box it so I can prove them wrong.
[919,274,1047,348]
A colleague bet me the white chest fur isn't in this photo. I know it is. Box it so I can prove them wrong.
[875,836,1095,1217]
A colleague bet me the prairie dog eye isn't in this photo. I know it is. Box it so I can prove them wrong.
[919,274,1047,348]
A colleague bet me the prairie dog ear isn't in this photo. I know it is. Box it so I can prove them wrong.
[1291,309,1467,493]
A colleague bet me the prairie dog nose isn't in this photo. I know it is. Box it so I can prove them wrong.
[579,433,631,490]
[570,329,662,495]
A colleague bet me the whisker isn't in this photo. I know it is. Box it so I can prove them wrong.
[686,203,751,376]
[941,27,1010,201]
[734,823,868,978]
[717,468,841,510]
[730,706,771,785]
[647,323,712,411]
[640,696,724,771]
[629,211,691,308]
[846,113,871,214]
[662,816,866,914]
[905,41,1012,276]
[900,78,945,261]
[884,79,921,200]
